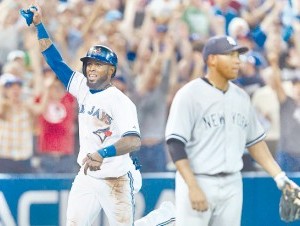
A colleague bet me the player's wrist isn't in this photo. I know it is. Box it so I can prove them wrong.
[274,171,287,189]
[98,145,117,158]
[35,22,49,40]
[274,171,297,190]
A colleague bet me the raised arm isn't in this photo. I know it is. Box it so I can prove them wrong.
[241,0,276,27]
[21,5,74,88]
[266,49,287,103]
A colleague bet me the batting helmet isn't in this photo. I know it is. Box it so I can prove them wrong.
[80,45,118,77]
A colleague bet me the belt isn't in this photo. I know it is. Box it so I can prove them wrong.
[194,172,234,177]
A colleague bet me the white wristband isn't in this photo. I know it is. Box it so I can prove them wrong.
[274,171,287,190]
[274,171,298,190]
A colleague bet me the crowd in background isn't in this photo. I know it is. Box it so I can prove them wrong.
[0,0,300,174]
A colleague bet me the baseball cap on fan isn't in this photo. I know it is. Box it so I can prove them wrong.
[7,50,25,62]
[0,73,23,87]
[202,35,249,63]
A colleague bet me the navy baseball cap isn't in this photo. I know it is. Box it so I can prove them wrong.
[202,35,249,62]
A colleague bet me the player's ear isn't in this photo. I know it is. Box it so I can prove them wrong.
[108,65,115,77]
[207,55,217,66]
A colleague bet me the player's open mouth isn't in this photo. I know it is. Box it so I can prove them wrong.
[88,74,97,81]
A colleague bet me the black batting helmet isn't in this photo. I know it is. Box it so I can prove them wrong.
[80,45,118,77]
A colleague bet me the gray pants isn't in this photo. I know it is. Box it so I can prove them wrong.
[175,172,242,226]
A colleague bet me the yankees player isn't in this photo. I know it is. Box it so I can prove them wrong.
[165,35,298,226]
[21,4,176,226]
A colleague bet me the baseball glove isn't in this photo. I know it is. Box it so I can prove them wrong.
[279,182,300,222]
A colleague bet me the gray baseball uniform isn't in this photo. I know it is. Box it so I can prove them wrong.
[165,78,266,226]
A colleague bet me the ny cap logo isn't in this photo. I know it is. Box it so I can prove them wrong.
[226,36,237,46]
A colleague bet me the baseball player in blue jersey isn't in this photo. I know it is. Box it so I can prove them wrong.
[165,35,299,226]
[21,4,175,226]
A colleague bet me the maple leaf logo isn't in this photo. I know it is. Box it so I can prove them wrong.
[93,128,112,143]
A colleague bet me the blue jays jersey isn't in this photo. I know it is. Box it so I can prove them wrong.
[68,72,140,178]
[165,78,266,175]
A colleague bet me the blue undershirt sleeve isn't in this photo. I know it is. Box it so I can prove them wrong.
[42,44,74,88]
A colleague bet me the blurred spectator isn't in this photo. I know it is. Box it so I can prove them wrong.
[172,20,196,85]
[228,16,267,63]
[267,49,300,172]
[176,31,205,89]
[107,32,134,91]
[132,0,149,28]
[252,67,280,158]
[6,49,25,62]
[228,16,249,39]
[280,43,300,82]
[0,73,54,173]
[54,3,83,63]
[3,50,34,98]
[34,68,78,174]
[212,0,240,34]
[0,0,24,65]
[181,0,216,40]
[130,34,175,172]
[239,0,275,28]
[112,74,127,94]
[234,54,264,96]
[147,0,180,19]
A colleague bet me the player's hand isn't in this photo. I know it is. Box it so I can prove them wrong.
[189,185,209,212]
[82,152,103,175]
[29,5,42,26]
[20,5,41,26]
